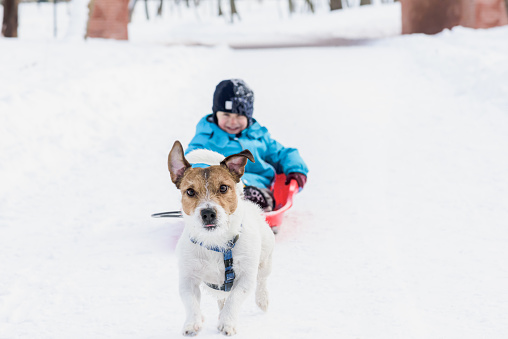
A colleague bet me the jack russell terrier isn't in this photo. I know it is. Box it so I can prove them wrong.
[167,141,275,336]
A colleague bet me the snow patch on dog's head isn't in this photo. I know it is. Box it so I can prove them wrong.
[186,149,226,166]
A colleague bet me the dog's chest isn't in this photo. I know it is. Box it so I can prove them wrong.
[192,248,240,286]
[196,249,230,285]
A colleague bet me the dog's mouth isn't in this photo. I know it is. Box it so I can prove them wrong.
[203,223,217,231]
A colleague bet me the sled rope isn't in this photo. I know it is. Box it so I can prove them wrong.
[151,211,183,218]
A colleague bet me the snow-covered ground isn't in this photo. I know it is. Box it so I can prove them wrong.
[2,1,508,338]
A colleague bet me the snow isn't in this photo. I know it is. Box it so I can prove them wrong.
[1,1,508,338]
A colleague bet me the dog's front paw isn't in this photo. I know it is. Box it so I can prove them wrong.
[255,289,269,312]
[217,322,237,336]
[182,320,203,337]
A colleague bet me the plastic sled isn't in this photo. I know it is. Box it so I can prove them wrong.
[264,174,299,228]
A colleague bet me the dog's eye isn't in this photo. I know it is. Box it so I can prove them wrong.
[186,188,196,197]
[220,185,228,194]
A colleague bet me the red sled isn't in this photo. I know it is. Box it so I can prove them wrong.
[264,174,299,228]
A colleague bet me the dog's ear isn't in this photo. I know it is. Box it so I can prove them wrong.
[168,141,191,188]
[221,150,255,183]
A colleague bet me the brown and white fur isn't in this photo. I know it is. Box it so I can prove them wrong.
[168,141,275,336]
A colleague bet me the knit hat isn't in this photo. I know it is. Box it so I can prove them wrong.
[212,79,254,125]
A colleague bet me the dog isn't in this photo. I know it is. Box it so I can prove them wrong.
[167,141,275,336]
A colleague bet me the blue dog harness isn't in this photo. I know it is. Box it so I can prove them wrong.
[190,234,239,292]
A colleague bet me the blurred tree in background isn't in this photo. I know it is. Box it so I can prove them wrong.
[288,0,294,13]
[228,0,240,22]
[2,0,19,37]
[330,0,342,11]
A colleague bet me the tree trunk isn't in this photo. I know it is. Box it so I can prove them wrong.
[288,0,295,14]
[230,0,240,22]
[2,0,19,37]
[144,0,150,20]
[505,0,508,18]
[157,0,163,16]
[85,0,95,39]
[330,0,342,11]
[218,0,223,16]
[360,0,370,5]
[129,0,138,23]
[305,0,315,12]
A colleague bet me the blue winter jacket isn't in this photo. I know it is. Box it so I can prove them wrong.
[185,115,308,188]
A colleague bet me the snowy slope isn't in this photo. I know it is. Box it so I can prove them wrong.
[2,2,508,339]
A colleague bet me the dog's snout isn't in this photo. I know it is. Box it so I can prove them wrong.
[200,208,217,225]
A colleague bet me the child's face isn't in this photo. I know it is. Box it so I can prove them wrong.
[216,111,248,134]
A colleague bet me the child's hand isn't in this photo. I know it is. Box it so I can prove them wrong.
[285,172,307,190]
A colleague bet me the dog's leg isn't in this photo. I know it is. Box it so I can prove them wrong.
[180,278,204,336]
[217,275,255,336]
[217,298,226,311]
[255,252,273,312]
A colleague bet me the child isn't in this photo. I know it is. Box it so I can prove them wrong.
[185,79,308,211]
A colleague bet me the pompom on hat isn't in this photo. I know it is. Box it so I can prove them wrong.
[212,79,254,125]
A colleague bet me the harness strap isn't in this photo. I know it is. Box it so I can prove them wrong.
[190,233,240,292]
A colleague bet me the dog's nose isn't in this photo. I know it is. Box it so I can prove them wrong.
[200,208,217,225]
